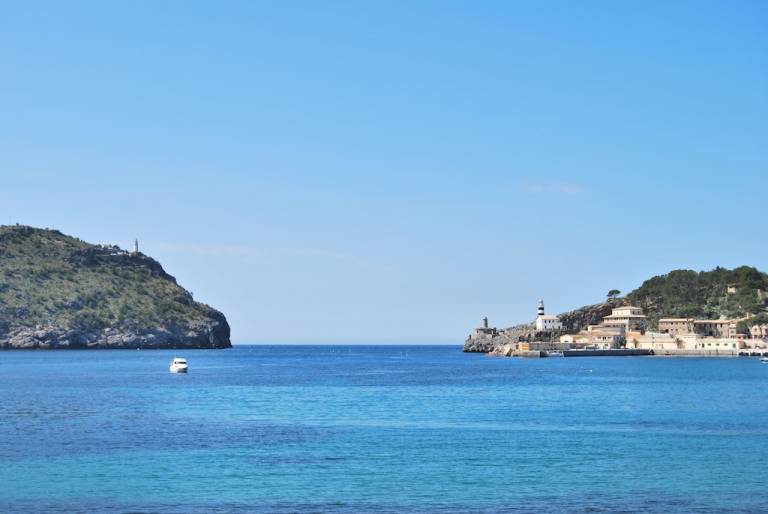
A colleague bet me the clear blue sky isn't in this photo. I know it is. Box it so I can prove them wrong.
[2,1,766,343]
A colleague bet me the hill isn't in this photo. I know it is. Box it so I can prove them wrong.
[626,266,768,328]
[0,225,230,349]
[464,266,768,353]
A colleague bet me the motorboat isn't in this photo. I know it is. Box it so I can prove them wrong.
[760,356,768,363]
[169,357,189,373]
[547,351,565,358]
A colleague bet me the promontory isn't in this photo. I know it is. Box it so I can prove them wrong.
[0,225,231,349]
[465,266,768,356]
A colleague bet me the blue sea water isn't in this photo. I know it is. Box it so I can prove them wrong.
[1,345,767,513]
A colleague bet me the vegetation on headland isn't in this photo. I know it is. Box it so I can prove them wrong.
[0,225,230,348]
[625,266,768,328]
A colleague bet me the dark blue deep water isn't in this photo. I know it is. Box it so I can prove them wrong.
[1,345,767,513]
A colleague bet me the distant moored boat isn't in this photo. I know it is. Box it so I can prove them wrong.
[169,358,188,373]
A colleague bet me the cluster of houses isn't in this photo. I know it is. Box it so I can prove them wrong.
[557,305,647,349]
[550,302,768,352]
[472,298,768,352]
[472,296,768,354]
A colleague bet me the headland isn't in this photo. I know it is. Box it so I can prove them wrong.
[0,225,230,349]
[464,266,768,358]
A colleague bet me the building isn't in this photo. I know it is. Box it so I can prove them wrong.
[626,331,678,351]
[535,299,563,332]
[601,306,647,332]
[560,325,623,349]
[473,317,498,339]
[677,334,739,351]
[660,317,741,339]
[658,318,695,336]
[587,329,624,348]
[556,307,649,350]
[750,324,768,339]
[559,334,581,345]
[693,319,737,338]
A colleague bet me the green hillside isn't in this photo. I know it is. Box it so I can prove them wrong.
[626,266,768,328]
[0,225,230,348]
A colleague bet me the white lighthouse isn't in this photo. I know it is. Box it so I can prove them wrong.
[535,298,562,332]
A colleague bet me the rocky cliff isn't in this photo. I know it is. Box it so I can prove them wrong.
[0,225,231,349]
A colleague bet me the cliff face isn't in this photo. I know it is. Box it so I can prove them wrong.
[0,225,231,349]
[556,301,625,332]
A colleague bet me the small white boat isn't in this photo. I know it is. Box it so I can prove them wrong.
[547,351,565,358]
[761,357,768,363]
[169,357,188,373]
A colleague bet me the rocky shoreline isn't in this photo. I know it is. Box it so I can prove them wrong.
[1,318,229,349]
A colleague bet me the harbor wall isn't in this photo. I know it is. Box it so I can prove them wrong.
[649,348,739,357]
[563,349,651,357]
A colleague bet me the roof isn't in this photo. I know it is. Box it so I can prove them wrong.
[610,306,643,313]
[659,318,694,322]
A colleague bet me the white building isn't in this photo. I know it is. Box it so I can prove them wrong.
[626,331,678,351]
[535,299,563,332]
[677,334,740,351]
[602,306,647,332]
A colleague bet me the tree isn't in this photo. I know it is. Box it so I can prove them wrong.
[607,289,621,301]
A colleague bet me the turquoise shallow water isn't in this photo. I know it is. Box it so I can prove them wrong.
[1,345,767,513]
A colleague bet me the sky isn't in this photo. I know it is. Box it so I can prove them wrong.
[1,1,766,343]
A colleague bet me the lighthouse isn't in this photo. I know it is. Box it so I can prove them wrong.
[535,298,562,332]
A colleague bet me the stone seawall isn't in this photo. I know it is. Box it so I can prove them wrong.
[564,349,651,357]
[648,349,739,357]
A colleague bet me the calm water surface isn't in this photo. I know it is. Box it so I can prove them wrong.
[1,345,767,513]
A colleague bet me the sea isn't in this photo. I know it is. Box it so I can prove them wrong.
[1,345,767,513]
